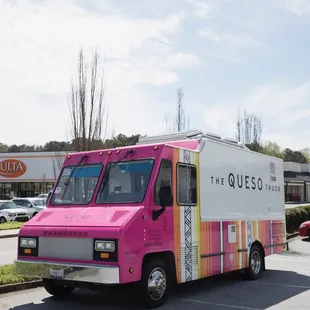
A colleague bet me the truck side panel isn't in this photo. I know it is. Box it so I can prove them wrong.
[172,140,286,284]
[200,139,285,221]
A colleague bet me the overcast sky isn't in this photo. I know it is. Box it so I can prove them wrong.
[0,0,309,149]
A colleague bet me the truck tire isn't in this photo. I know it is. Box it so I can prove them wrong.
[244,245,263,280]
[42,278,75,298]
[135,259,169,309]
[0,217,6,224]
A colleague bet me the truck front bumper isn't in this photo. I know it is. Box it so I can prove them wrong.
[14,259,120,284]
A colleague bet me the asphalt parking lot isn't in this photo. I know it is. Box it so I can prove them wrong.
[1,236,310,310]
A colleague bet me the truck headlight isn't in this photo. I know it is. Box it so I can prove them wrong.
[95,240,115,252]
[8,213,16,217]
[20,238,37,248]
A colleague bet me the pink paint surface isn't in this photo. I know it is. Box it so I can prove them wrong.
[27,206,142,228]
[167,140,200,150]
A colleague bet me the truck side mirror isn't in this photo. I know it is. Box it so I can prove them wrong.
[152,185,173,221]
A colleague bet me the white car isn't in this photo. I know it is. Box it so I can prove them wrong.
[12,198,46,218]
[37,193,48,199]
[0,200,30,224]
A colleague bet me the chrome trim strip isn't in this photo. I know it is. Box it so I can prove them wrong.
[14,260,120,284]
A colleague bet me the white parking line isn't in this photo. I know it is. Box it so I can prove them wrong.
[249,281,310,289]
[0,250,16,255]
[179,298,261,310]
[292,240,309,244]
[267,257,310,263]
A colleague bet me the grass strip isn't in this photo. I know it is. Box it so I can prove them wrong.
[0,264,37,286]
[0,222,24,231]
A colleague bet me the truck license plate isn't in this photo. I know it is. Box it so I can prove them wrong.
[49,268,64,278]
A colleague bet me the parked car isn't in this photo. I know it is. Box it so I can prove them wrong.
[12,198,46,218]
[0,200,30,223]
[37,193,48,199]
[298,221,310,238]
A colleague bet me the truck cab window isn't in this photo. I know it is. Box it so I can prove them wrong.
[177,164,197,206]
[96,159,154,204]
[154,159,172,206]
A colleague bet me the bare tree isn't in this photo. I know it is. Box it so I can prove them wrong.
[236,109,263,152]
[52,152,65,180]
[41,173,46,194]
[68,48,108,152]
[174,88,190,132]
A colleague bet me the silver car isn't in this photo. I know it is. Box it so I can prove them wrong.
[12,198,46,218]
[0,200,30,223]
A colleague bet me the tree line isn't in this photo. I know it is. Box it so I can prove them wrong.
[0,134,142,153]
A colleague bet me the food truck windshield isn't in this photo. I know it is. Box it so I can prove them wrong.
[50,158,154,206]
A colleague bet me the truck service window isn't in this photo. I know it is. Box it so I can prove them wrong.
[154,159,172,206]
[177,163,197,206]
[96,159,154,204]
[50,164,103,205]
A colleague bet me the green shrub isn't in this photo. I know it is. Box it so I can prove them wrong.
[294,208,303,228]
[285,205,310,230]
[300,208,308,223]
[285,210,294,229]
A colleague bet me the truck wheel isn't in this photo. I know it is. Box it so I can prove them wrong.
[135,259,169,309]
[0,217,6,224]
[244,245,263,280]
[42,278,75,298]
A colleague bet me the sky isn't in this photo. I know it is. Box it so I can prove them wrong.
[0,0,310,150]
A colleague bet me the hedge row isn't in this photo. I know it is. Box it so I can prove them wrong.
[285,205,310,230]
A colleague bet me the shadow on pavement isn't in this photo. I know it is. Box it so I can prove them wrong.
[301,237,310,243]
[6,269,310,310]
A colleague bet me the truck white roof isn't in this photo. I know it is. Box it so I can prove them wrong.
[137,129,249,150]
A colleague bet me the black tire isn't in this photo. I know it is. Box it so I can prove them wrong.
[0,217,6,224]
[134,259,170,309]
[244,245,263,280]
[32,212,38,217]
[42,278,75,298]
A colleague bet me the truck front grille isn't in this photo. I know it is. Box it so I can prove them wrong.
[38,237,93,261]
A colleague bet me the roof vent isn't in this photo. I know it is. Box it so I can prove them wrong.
[136,130,203,145]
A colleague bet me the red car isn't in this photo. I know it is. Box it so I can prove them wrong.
[298,221,310,238]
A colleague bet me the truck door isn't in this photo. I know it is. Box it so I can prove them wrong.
[154,159,174,233]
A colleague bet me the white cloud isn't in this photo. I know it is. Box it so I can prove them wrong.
[198,27,261,62]
[275,0,310,16]
[198,28,260,47]
[0,0,198,145]
[185,0,211,18]
[203,79,310,150]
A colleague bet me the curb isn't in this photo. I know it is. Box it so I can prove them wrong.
[287,232,299,240]
[0,280,43,294]
[0,233,19,239]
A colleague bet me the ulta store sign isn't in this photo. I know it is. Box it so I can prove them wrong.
[0,159,27,178]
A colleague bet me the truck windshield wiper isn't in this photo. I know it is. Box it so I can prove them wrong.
[100,149,134,193]
[61,154,88,199]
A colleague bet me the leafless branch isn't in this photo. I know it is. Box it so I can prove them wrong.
[68,48,108,152]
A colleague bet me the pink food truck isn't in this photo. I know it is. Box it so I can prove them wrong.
[14,130,287,308]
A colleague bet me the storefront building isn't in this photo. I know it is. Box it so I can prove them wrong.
[0,152,307,202]
[284,162,310,203]
[0,152,67,199]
